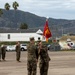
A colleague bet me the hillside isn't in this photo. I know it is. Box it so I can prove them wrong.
[0,9,75,37]
[0,9,46,28]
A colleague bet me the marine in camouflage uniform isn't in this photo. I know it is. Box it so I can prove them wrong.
[0,44,6,61]
[27,37,38,75]
[15,41,21,62]
[38,41,51,75]
[0,46,1,61]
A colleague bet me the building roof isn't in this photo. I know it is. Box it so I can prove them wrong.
[0,28,42,33]
[36,29,43,34]
[59,35,75,41]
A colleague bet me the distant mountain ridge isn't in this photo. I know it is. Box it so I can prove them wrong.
[0,9,75,36]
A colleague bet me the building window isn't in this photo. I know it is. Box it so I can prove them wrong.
[8,34,10,39]
[38,37,40,40]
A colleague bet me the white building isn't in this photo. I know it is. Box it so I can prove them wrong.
[0,29,45,42]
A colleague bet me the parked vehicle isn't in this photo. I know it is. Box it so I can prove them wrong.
[47,44,51,50]
[20,44,27,51]
[48,44,61,51]
[6,45,16,51]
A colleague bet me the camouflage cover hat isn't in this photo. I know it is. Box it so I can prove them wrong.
[30,37,34,40]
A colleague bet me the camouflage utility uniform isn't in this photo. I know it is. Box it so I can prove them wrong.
[0,47,1,61]
[39,44,50,75]
[27,39,38,75]
[16,42,21,62]
[0,45,6,61]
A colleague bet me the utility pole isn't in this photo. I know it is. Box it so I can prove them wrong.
[62,26,63,36]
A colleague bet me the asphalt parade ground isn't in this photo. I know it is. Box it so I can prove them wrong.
[0,51,75,75]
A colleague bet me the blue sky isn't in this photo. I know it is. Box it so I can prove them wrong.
[0,0,75,20]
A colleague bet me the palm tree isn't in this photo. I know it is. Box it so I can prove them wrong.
[12,1,19,27]
[4,3,10,28]
[4,3,10,10]
[12,1,19,10]
[0,9,3,17]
